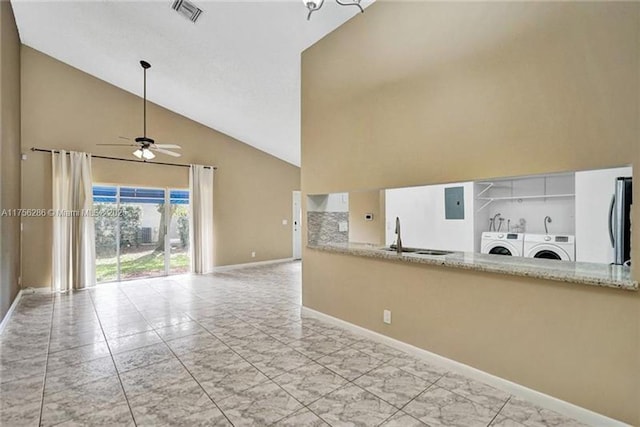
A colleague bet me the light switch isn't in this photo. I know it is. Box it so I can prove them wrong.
[282,219,288,225]
[338,221,348,232]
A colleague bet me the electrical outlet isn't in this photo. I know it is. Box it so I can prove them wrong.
[383,310,391,324]
[251,251,256,258]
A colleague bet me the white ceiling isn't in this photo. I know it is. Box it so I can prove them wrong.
[11,0,372,166]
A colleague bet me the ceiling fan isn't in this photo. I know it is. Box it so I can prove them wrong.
[98,60,182,160]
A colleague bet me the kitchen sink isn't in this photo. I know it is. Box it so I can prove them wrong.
[415,250,454,256]
[380,247,453,256]
[381,247,420,253]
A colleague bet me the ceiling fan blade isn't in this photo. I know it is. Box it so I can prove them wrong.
[118,136,132,141]
[96,143,138,147]
[151,147,182,157]
[154,144,181,149]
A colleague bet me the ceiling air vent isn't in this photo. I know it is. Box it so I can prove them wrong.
[171,0,203,23]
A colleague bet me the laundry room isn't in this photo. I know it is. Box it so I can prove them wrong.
[474,173,576,260]
[474,174,575,237]
[475,165,632,264]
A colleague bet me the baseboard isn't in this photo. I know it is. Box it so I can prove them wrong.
[21,286,52,294]
[0,290,22,335]
[213,258,295,272]
[301,306,628,427]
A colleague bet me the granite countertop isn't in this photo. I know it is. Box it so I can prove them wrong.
[307,243,638,291]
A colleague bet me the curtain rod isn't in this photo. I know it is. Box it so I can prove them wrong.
[30,148,217,170]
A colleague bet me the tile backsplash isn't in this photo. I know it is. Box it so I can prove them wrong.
[307,211,348,245]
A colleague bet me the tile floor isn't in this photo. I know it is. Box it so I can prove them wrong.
[0,261,589,426]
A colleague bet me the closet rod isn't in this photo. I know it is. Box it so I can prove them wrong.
[30,148,217,170]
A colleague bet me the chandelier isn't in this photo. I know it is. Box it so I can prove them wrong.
[303,0,364,20]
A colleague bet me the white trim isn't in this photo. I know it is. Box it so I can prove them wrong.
[21,286,52,294]
[301,306,629,427]
[212,258,295,272]
[0,290,22,335]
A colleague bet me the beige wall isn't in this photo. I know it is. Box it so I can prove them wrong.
[21,46,300,287]
[348,190,383,244]
[302,2,639,424]
[0,0,21,321]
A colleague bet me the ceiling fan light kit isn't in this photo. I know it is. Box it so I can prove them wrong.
[303,0,364,21]
[133,148,155,160]
[97,60,183,160]
[142,148,155,160]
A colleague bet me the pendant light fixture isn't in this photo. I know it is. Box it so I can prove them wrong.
[303,0,364,21]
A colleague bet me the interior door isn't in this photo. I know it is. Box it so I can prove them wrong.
[292,191,302,260]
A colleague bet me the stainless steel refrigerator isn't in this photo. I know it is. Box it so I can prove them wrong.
[609,177,633,265]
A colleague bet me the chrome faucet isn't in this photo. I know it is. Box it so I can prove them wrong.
[395,216,403,254]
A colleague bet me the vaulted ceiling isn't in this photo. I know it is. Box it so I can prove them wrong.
[12,0,371,166]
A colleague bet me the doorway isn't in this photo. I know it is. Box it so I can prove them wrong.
[93,185,190,283]
[292,191,301,260]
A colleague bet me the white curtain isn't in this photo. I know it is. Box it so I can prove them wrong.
[189,164,214,274]
[52,150,96,292]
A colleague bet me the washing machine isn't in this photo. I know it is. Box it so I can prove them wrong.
[524,234,575,261]
[481,232,525,257]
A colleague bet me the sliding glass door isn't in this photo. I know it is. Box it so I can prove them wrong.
[94,185,190,283]
[168,189,190,275]
[118,187,166,280]
[94,186,119,283]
